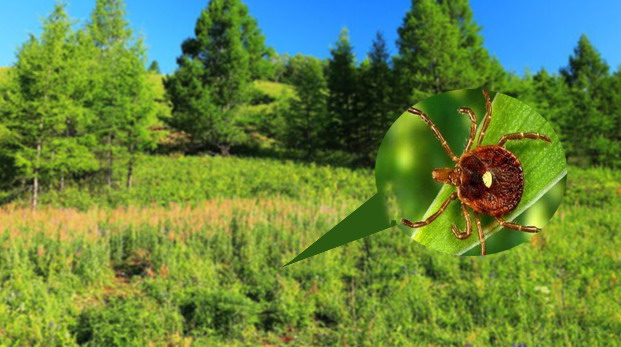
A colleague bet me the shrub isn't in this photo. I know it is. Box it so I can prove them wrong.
[72,296,183,346]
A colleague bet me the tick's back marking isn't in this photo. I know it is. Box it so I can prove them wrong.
[482,171,492,188]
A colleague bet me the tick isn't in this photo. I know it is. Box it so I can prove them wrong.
[402,90,551,255]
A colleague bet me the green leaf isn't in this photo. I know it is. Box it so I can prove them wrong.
[412,92,566,255]
[377,90,567,255]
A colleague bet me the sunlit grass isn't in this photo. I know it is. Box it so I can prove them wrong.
[0,155,618,345]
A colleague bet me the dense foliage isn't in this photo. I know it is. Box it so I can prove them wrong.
[164,0,620,168]
[0,0,620,205]
[0,155,618,345]
[0,1,158,206]
[164,0,273,156]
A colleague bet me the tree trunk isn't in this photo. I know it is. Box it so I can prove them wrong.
[107,133,113,188]
[32,140,42,208]
[126,161,134,189]
[59,175,64,193]
[32,175,39,208]
[127,142,135,189]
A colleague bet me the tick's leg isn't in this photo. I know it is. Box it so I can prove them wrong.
[407,107,459,163]
[402,192,457,228]
[496,217,541,233]
[476,90,493,146]
[457,107,477,153]
[497,132,551,147]
[473,213,485,255]
[451,203,472,239]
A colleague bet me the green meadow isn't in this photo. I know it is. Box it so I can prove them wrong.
[0,155,618,346]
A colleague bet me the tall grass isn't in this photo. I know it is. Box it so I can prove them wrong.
[0,156,618,345]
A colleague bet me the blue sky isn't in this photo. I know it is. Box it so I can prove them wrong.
[1,1,621,75]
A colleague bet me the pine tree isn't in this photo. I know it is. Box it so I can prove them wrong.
[87,0,158,188]
[119,39,159,188]
[87,0,130,186]
[1,3,97,206]
[440,0,502,88]
[51,28,101,192]
[499,69,537,102]
[395,0,492,103]
[560,35,611,165]
[284,55,328,156]
[356,32,395,165]
[326,28,357,152]
[165,0,271,155]
[606,68,621,167]
[561,35,609,92]
[531,68,574,155]
[481,57,511,94]
[240,4,274,80]
[148,60,160,73]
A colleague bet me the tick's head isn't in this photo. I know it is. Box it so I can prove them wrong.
[432,166,461,186]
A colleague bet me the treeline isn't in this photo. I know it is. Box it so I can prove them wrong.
[0,0,620,206]
[0,0,160,206]
[166,0,620,168]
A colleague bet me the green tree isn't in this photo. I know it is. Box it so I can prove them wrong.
[1,3,98,206]
[240,4,275,80]
[284,55,328,156]
[87,0,158,187]
[355,32,395,165]
[560,34,611,165]
[395,0,489,103]
[119,39,159,188]
[605,68,621,167]
[561,35,609,91]
[148,60,160,73]
[530,69,574,155]
[497,69,537,102]
[164,0,272,155]
[440,0,504,89]
[326,28,357,152]
[51,28,101,192]
[270,53,290,83]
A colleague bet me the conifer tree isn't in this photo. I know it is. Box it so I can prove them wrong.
[560,35,611,165]
[326,28,357,152]
[605,68,621,167]
[148,60,160,73]
[396,0,466,101]
[1,3,97,206]
[119,39,159,188]
[440,0,502,88]
[395,0,497,103]
[284,55,328,156]
[51,28,101,192]
[531,69,574,148]
[165,0,272,155]
[356,32,395,165]
[87,0,158,187]
[561,35,609,92]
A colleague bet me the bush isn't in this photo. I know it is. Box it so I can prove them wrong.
[179,286,259,339]
[72,296,183,346]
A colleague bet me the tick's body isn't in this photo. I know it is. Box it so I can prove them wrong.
[402,90,551,255]
[459,146,523,217]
